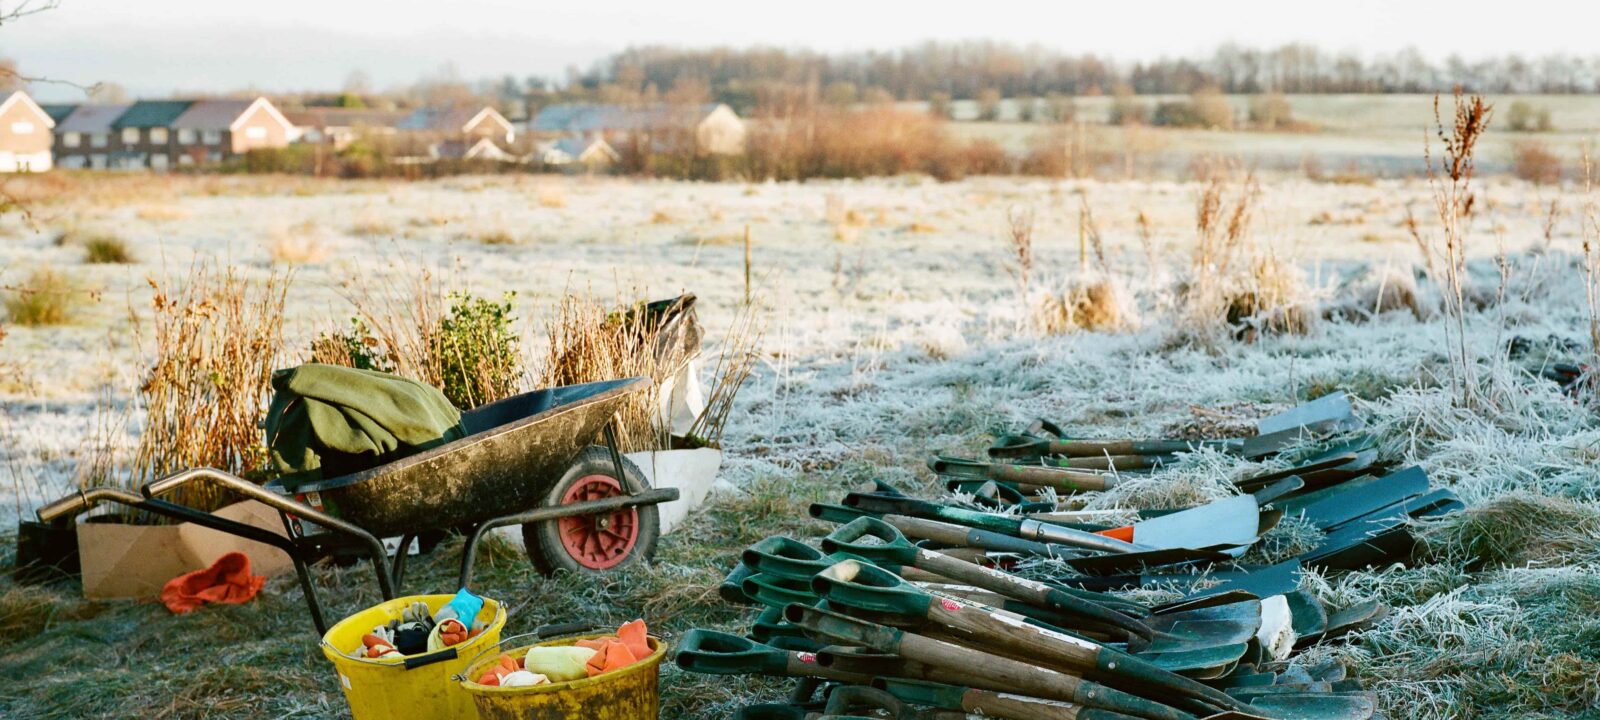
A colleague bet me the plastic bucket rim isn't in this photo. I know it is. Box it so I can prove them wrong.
[318,594,507,669]
[459,635,666,695]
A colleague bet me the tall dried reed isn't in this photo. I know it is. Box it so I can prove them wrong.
[126,263,289,511]
[686,303,766,448]
[538,294,678,452]
[1424,90,1493,402]
[1004,206,1036,300]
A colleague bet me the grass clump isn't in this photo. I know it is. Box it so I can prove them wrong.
[83,234,135,264]
[1420,493,1600,569]
[129,263,289,510]
[3,267,82,326]
[1036,276,1140,334]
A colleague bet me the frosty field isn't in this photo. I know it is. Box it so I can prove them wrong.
[1,173,1598,718]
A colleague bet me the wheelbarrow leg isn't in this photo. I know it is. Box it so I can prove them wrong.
[391,533,415,588]
[603,417,645,494]
[278,511,328,634]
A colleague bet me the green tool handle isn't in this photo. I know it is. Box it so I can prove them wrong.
[1047,439,1231,457]
[884,514,1066,557]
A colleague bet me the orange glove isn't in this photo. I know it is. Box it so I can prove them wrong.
[618,619,650,659]
[437,619,471,647]
[475,654,522,686]
[576,637,637,677]
[361,633,401,659]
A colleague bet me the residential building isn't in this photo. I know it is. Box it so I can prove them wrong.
[537,136,619,168]
[50,104,129,170]
[0,90,56,172]
[169,97,295,167]
[396,105,515,144]
[109,100,191,170]
[284,108,407,150]
[529,103,746,156]
[431,137,516,162]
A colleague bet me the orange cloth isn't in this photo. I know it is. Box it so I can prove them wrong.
[160,551,266,614]
[575,619,651,677]
[476,654,522,686]
[576,637,637,676]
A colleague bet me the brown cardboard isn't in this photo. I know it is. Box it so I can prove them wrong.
[76,500,294,600]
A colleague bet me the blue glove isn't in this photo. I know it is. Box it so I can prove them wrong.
[433,588,485,631]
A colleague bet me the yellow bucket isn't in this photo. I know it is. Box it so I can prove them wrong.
[458,634,666,720]
[320,594,506,720]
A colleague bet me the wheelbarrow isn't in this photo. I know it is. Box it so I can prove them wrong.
[27,376,679,634]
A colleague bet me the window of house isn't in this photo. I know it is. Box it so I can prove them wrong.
[178,154,194,166]
[202,130,222,145]
[122,128,140,144]
[177,129,196,145]
[245,126,267,140]
[150,154,169,171]
[63,132,81,148]
[11,121,33,134]
[90,133,107,148]
[89,154,106,169]
[150,128,168,143]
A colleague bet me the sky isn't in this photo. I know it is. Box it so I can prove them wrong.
[9,0,1600,102]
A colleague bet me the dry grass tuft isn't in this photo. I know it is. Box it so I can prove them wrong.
[127,263,289,511]
[347,214,396,238]
[468,229,519,245]
[1223,253,1318,339]
[1328,266,1427,322]
[265,221,331,265]
[83,234,135,264]
[536,185,568,208]
[1003,205,1036,300]
[3,267,83,326]
[538,295,679,451]
[1035,275,1141,334]
[1421,494,1600,569]
[1512,140,1562,185]
[135,204,190,222]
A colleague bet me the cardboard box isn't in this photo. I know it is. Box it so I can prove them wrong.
[76,500,295,600]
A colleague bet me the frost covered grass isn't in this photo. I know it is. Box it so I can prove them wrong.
[0,173,1598,718]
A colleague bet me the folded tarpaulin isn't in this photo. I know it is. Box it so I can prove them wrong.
[265,363,466,489]
[160,551,266,614]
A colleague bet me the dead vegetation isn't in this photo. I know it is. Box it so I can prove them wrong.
[126,263,289,511]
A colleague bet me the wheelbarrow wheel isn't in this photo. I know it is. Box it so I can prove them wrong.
[523,446,660,574]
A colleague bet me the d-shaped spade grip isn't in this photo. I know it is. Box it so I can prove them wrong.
[743,537,840,581]
[809,502,875,525]
[675,629,793,676]
[821,517,919,565]
[823,686,907,718]
[743,572,822,609]
[811,559,932,619]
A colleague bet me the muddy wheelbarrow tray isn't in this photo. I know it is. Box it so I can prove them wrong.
[34,377,678,634]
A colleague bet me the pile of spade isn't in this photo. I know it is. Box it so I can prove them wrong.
[678,392,1463,720]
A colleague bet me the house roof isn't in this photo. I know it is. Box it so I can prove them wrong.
[41,103,79,124]
[530,103,725,133]
[0,91,56,128]
[112,100,195,129]
[397,105,505,133]
[56,104,131,133]
[170,99,256,130]
[283,108,408,129]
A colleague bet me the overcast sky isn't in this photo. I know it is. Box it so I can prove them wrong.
[11,0,1600,102]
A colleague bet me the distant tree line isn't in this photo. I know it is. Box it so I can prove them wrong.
[552,41,1600,111]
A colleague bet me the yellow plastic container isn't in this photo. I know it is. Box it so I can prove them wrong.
[459,634,666,720]
[320,593,506,720]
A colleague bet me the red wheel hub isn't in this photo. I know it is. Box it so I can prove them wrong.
[557,474,640,570]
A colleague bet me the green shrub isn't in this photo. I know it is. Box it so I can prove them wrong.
[83,235,134,264]
[3,267,80,326]
[432,292,521,409]
[309,318,394,372]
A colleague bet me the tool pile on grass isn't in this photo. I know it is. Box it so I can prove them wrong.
[679,392,1464,720]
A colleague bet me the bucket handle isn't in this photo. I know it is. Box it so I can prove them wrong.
[401,646,459,670]
[452,623,600,682]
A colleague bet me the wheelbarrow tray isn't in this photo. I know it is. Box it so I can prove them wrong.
[271,377,649,538]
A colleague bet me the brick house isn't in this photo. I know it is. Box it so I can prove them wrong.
[50,104,129,170]
[0,90,56,172]
[169,97,295,167]
[396,105,515,144]
[48,96,293,170]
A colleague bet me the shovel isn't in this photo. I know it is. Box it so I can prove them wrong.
[675,629,871,685]
[1004,391,1361,462]
[875,677,1146,720]
[931,455,1122,492]
[823,518,1155,644]
[1094,494,1263,558]
[786,604,1196,720]
[813,560,1247,714]
[843,492,1153,554]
